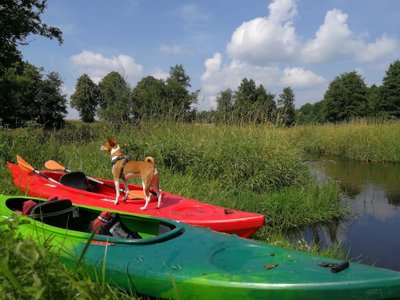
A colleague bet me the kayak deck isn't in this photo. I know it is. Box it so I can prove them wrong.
[7,162,265,237]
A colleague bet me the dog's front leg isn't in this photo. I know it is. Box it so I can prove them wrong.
[114,180,120,205]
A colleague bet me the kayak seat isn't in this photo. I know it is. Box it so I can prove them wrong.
[60,172,89,191]
[29,199,80,229]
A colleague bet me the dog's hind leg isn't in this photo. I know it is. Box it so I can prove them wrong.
[140,181,151,210]
[152,171,162,208]
[122,180,129,201]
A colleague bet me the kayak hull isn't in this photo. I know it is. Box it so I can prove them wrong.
[1,194,400,300]
[7,162,265,238]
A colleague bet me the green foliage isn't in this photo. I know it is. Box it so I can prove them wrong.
[112,123,311,194]
[216,89,234,123]
[230,78,276,124]
[0,62,66,129]
[379,60,400,118]
[277,87,296,126]
[36,72,67,129]
[0,121,353,284]
[0,0,62,76]
[366,84,380,117]
[324,71,369,122]
[70,74,100,122]
[284,120,400,162]
[164,65,199,122]
[0,217,135,300]
[132,76,166,119]
[131,65,198,122]
[254,182,345,232]
[296,100,327,124]
[98,72,133,123]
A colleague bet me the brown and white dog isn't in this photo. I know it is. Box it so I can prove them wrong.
[100,138,162,210]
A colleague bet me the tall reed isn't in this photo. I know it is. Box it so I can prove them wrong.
[284,120,400,162]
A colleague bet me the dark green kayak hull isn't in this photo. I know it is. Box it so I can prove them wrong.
[1,195,400,299]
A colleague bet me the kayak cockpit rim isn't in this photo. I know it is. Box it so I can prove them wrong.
[3,195,185,245]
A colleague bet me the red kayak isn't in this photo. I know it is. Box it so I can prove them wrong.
[7,162,265,238]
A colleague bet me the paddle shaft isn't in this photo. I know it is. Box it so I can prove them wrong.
[61,167,124,192]
[32,168,61,185]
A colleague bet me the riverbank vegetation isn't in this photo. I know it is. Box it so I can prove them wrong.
[3,120,400,296]
[0,121,346,228]
[281,120,400,162]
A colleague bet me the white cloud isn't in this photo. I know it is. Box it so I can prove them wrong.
[199,0,400,110]
[160,44,184,54]
[281,67,326,88]
[226,0,399,66]
[150,69,169,80]
[301,9,357,63]
[227,0,299,64]
[200,57,283,107]
[201,52,222,81]
[200,55,326,108]
[356,34,400,63]
[70,50,143,83]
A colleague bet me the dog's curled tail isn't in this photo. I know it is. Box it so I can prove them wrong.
[145,156,155,165]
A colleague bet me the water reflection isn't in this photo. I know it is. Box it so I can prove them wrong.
[290,156,400,271]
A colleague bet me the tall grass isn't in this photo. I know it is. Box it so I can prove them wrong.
[283,120,400,162]
[0,121,346,230]
[0,216,134,300]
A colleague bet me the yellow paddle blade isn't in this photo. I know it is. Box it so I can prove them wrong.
[128,190,145,200]
[16,155,34,172]
[45,160,66,171]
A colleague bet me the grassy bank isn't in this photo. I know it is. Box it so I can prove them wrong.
[0,121,345,231]
[283,120,400,162]
[1,121,351,297]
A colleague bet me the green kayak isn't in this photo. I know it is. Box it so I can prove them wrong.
[1,194,400,300]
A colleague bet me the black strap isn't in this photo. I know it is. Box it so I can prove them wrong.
[111,155,131,180]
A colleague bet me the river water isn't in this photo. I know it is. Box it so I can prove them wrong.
[291,156,400,271]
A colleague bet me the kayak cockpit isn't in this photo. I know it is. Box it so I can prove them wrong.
[5,196,185,245]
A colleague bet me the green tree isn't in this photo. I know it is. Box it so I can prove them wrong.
[164,65,198,121]
[324,71,368,122]
[132,76,166,120]
[296,103,314,124]
[367,84,380,117]
[0,62,40,127]
[0,61,66,128]
[232,78,277,123]
[379,60,400,118]
[254,85,276,123]
[0,0,62,76]
[216,88,234,123]
[97,72,133,123]
[168,64,190,88]
[296,100,327,124]
[277,87,296,126]
[233,78,257,122]
[70,74,99,122]
[35,72,67,129]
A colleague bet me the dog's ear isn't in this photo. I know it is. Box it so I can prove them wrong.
[108,138,117,147]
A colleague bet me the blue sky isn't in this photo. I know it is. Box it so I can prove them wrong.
[20,0,400,119]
